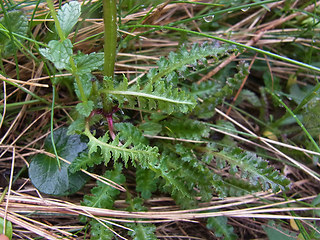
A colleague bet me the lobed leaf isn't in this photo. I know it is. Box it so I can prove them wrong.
[69,152,104,173]
[128,223,157,240]
[114,122,149,145]
[74,52,104,75]
[57,1,81,37]
[39,39,73,70]
[89,220,114,240]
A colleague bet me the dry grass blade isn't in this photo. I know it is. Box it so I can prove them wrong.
[0,75,49,88]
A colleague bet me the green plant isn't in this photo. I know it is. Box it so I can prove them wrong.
[23,1,299,239]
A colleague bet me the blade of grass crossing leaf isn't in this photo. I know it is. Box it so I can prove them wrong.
[273,83,320,127]
[126,24,320,73]
[0,27,47,47]
[51,84,61,169]
[266,89,320,155]
[0,78,49,104]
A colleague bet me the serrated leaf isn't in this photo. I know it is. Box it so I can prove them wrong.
[103,76,196,114]
[207,216,237,240]
[69,151,103,173]
[57,1,81,37]
[85,130,159,168]
[39,39,73,70]
[148,43,237,84]
[236,89,261,107]
[0,10,28,57]
[74,52,104,74]
[193,63,246,119]
[214,147,291,192]
[28,127,89,195]
[125,198,157,240]
[0,217,12,240]
[212,175,260,198]
[76,100,94,117]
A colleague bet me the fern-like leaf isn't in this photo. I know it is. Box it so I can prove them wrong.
[85,127,159,168]
[102,76,196,114]
[193,62,248,119]
[151,153,195,207]
[148,42,237,84]
[69,151,103,173]
[151,147,214,207]
[212,174,260,198]
[214,147,290,192]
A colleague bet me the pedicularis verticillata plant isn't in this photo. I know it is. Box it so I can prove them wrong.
[27,1,290,239]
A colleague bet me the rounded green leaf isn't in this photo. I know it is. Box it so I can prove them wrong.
[29,128,88,196]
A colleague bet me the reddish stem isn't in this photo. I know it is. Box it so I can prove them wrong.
[88,106,119,139]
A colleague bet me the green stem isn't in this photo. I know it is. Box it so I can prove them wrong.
[45,0,65,41]
[69,57,88,104]
[103,0,117,77]
[101,0,117,113]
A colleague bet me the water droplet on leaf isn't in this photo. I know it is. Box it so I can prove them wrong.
[203,15,215,22]
[241,7,250,12]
